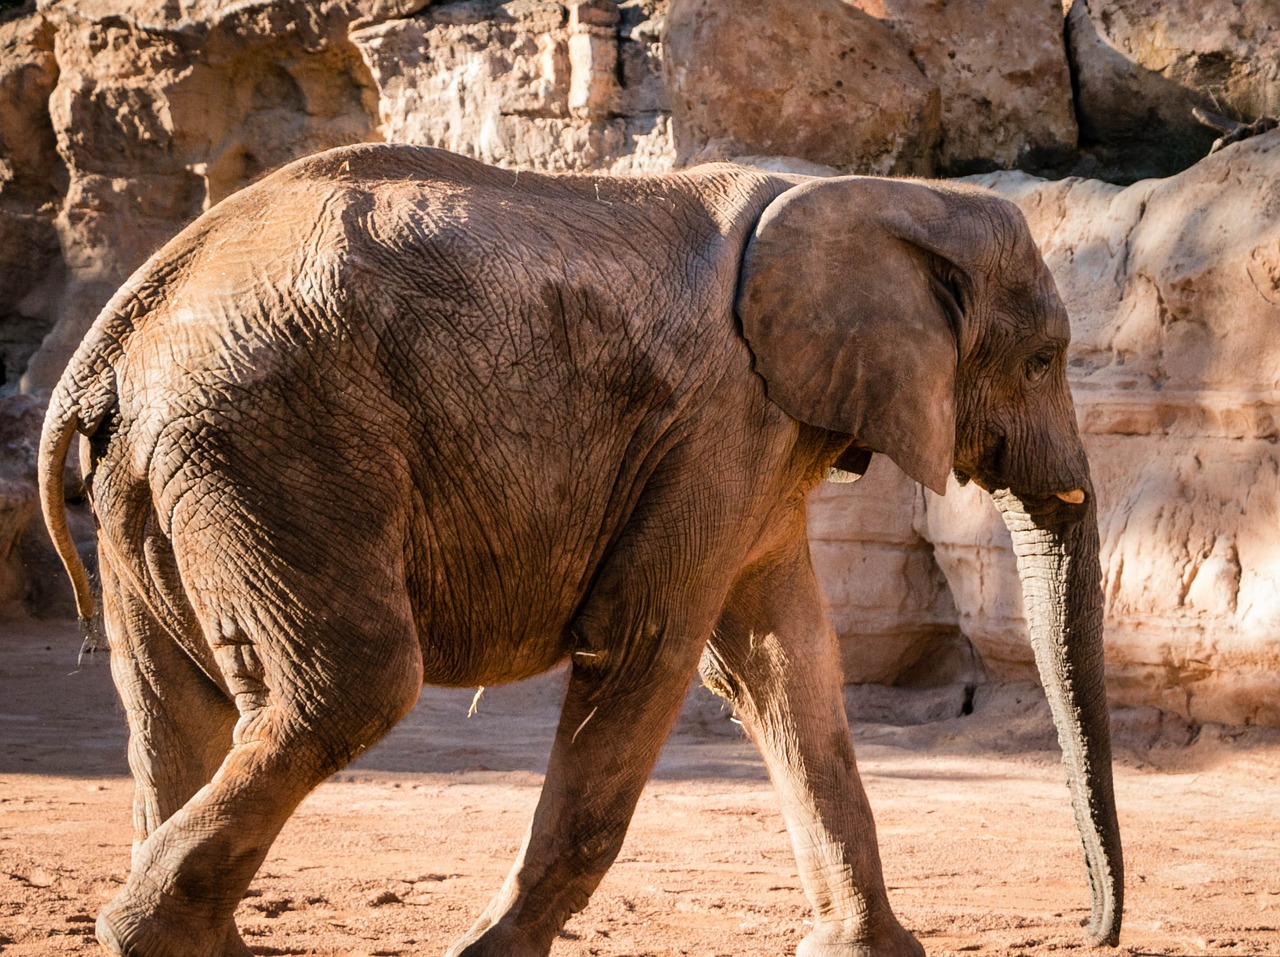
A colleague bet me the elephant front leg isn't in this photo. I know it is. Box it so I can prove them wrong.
[447,624,709,957]
[447,452,745,957]
[704,523,923,957]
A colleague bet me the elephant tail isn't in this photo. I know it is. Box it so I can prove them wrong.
[38,298,136,638]
[39,382,105,635]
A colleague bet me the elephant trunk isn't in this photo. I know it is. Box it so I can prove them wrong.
[994,488,1123,948]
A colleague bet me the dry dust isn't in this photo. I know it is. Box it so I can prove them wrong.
[2,616,1278,956]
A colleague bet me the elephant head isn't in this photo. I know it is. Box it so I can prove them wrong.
[737,177,1123,947]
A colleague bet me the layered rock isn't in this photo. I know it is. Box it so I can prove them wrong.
[350,0,672,173]
[1067,0,1280,178]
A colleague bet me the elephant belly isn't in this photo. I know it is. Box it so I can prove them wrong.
[411,574,583,689]
[405,471,612,688]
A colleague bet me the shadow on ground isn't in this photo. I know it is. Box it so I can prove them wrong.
[3,615,1277,785]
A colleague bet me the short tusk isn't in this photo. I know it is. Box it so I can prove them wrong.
[1055,489,1086,505]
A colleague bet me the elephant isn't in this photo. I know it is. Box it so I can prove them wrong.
[39,143,1122,957]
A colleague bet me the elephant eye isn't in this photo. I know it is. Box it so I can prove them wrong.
[1025,350,1055,383]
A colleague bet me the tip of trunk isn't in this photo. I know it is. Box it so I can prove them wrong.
[1084,861,1122,947]
[996,490,1123,950]
[1086,922,1121,949]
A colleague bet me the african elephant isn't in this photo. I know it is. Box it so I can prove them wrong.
[39,144,1122,957]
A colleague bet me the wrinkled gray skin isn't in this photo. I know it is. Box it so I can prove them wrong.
[40,145,1122,957]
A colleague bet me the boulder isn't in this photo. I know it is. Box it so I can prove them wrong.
[0,392,93,616]
[1067,0,1280,179]
[849,0,1077,173]
[0,12,64,395]
[662,0,940,174]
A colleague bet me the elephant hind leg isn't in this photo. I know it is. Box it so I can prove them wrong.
[97,546,246,957]
[96,522,425,957]
[99,544,237,851]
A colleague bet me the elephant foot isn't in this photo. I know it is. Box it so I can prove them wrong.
[445,920,549,957]
[97,891,250,957]
[797,918,925,957]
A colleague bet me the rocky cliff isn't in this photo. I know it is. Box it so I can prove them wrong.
[1,0,1276,725]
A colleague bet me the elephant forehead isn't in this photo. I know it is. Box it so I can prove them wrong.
[989,263,1071,343]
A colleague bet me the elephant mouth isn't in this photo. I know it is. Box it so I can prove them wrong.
[954,432,1089,525]
[956,467,1089,526]
[989,486,1089,527]
[954,434,1018,496]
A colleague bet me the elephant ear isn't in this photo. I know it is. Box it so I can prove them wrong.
[737,177,967,495]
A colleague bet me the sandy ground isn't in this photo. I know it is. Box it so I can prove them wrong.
[2,615,1279,957]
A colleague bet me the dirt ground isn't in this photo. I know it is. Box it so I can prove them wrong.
[2,616,1278,957]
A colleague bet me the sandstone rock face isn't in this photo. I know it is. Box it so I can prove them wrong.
[1067,0,1280,179]
[850,0,1078,173]
[0,12,64,394]
[807,464,979,687]
[2,0,1278,727]
[22,0,379,393]
[933,132,1280,725]
[663,0,941,174]
[350,0,673,173]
